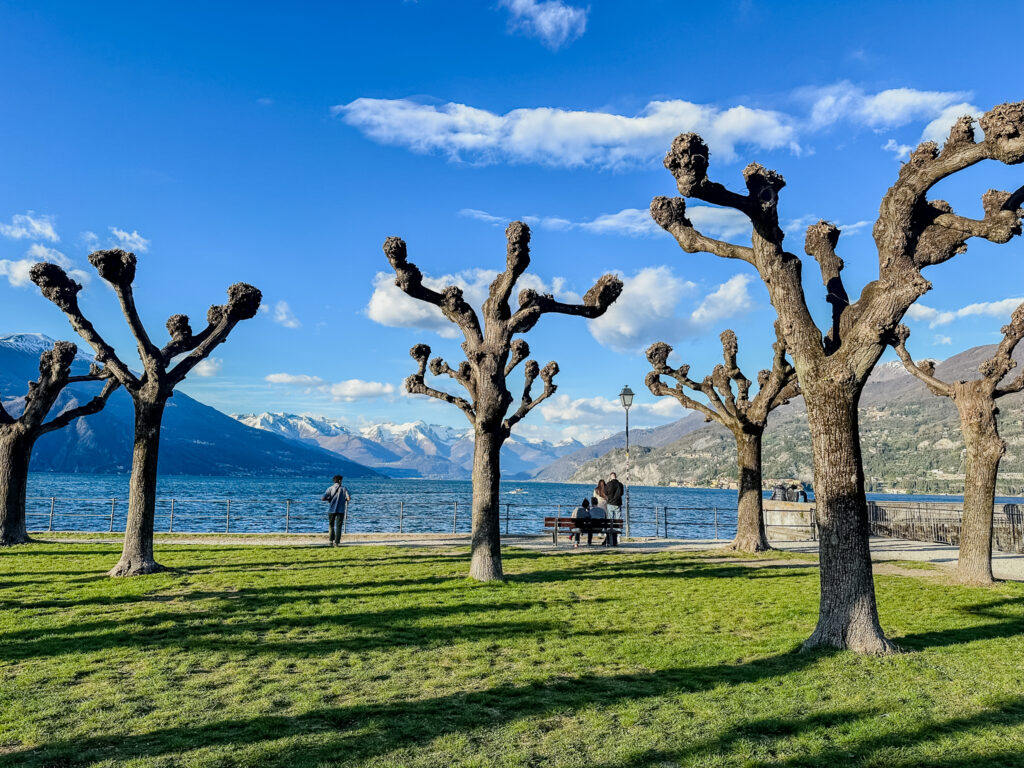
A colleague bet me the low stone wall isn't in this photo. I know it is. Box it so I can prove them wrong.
[764,501,816,541]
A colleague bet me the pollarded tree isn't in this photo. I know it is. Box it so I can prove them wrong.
[891,306,1024,584]
[650,102,1024,653]
[31,250,262,576]
[645,325,799,552]
[384,221,622,581]
[0,343,118,545]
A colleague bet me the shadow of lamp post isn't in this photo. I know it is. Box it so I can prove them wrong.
[619,384,634,538]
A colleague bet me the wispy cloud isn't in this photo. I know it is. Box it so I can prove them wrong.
[460,205,751,240]
[881,138,913,161]
[272,301,301,329]
[0,212,58,242]
[265,372,395,402]
[109,226,150,253]
[906,297,1024,328]
[192,358,222,377]
[1,243,90,287]
[498,0,587,50]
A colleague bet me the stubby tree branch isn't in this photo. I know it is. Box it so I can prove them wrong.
[890,325,952,397]
[89,250,161,367]
[805,221,849,355]
[503,360,558,433]
[166,284,262,384]
[509,274,622,335]
[39,379,119,435]
[405,344,475,424]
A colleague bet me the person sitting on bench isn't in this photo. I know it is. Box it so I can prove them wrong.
[589,497,611,546]
[570,498,591,548]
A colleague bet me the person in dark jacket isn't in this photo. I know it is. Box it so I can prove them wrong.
[569,498,591,548]
[322,475,350,547]
[605,473,624,519]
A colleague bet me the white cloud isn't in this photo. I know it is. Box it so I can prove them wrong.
[273,300,301,328]
[335,97,799,168]
[327,379,397,402]
[366,267,579,338]
[0,212,58,242]
[338,84,985,170]
[81,231,99,249]
[690,274,753,325]
[934,335,953,345]
[906,298,1024,328]
[539,393,682,443]
[588,267,696,353]
[1,243,90,287]
[109,226,150,253]
[266,373,325,385]
[804,82,973,131]
[499,0,587,50]
[589,268,755,353]
[882,138,912,161]
[460,205,751,240]
[193,358,222,377]
[265,372,395,402]
[784,215,872,236]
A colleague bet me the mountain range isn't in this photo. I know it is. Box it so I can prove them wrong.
[232,412,583,479]
[562,349,1024,496]
[0,334,380,477]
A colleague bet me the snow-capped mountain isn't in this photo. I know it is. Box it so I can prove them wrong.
[0,333,93,362]
[233,412,584,479]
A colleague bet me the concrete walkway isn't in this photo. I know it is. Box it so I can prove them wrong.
[35,531,1024,581]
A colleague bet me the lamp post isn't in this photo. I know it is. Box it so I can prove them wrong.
[619,384,634,539]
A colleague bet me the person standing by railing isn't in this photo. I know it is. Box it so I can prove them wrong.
[322,475,350,547]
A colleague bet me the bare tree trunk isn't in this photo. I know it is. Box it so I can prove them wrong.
[0,432,33,546]
[108,399,166,577]
[469,427,504,582]
[803,392,896,654]
[728,430,771,552]
[956,395,1004,585]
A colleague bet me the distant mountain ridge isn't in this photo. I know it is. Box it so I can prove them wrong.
[233,412,584,479]
[0,334,380,477]
[561,344,1024,496]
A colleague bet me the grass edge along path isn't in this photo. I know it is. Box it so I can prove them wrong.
[2,542,1024,767]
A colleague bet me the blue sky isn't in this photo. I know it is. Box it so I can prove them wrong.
[1,1,1022,443]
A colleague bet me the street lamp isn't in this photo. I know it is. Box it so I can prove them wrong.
[619,384,634,539]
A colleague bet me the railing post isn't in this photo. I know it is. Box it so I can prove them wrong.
[48,497,55,531]
[109,498,116,532]
[399,500,404,533]
[664,506,669,538]
[169,499,175,533]
[713,506,719,540]
[655,505,659,538]
[284,499,290,534]
[505,504,510,535]
[453,501,458,534]
[225,500,231,533]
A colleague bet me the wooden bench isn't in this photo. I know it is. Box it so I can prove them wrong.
[542,516,624,547]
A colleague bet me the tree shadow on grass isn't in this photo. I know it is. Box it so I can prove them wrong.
[0,596,616,661]
[13,648,1024,768]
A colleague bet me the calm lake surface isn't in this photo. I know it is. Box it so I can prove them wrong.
[24,474,1024,540]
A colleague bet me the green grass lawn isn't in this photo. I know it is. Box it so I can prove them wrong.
[2,542,1024,767]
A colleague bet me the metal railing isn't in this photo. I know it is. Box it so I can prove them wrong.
[24,496,768,540]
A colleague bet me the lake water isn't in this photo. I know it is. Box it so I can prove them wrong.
[23,474,1024,540]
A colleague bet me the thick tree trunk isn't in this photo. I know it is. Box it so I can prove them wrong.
[728,430,771,552]
[0,431,34,546]
[108,398,166,577]
[802,391,896,654]
[955,393,1004,585]
[469,426,504,582]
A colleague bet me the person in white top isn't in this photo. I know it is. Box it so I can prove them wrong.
[322,475,351,547]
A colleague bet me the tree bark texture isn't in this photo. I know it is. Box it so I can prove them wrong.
[652,104,1024,652]
[0,431,33,546]
[387,224,621,581]
[802,391,896,654]
[108,399,166,577]
[955,389,1004,585]
[730,430,770,552]
[469,426,504,581]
